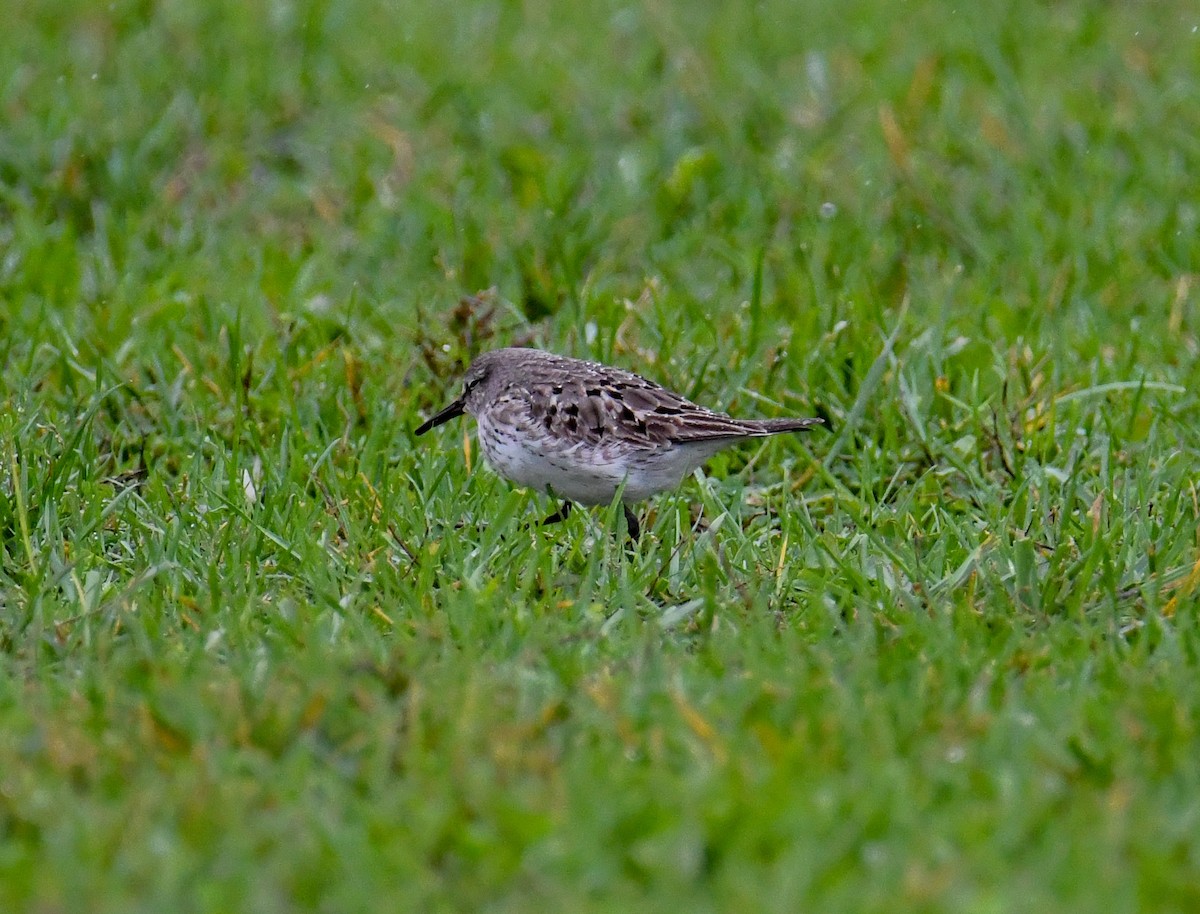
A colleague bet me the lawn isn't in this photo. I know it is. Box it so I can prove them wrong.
[2,0,1199,910]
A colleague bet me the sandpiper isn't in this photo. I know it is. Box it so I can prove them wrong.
[415,347,822,541]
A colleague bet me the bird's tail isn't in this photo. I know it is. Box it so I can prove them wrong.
[739,417,824,436]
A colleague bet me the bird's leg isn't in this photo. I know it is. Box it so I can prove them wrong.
[623,505,641,543]
[541,501,572,526]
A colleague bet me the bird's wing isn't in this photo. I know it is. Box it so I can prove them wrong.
[517,370,799,450]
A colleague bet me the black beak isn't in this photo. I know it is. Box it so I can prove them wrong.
[415,397,465,435]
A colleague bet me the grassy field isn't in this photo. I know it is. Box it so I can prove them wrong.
[2,0,1199,910]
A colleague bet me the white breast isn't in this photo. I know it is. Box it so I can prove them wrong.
[475,415,728,505]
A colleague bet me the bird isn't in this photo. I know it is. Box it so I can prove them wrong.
[414,347,823,541]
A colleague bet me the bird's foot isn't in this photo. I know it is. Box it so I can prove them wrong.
[541,501,572,526]
[623,505,641,545]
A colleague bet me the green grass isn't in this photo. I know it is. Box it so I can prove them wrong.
[2,0,1200,910]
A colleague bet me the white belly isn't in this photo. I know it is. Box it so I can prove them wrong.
[475,419,726,505]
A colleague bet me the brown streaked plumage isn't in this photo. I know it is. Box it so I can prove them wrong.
[415,348,823,541]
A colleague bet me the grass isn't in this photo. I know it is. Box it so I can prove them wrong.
[2,0,1199,910]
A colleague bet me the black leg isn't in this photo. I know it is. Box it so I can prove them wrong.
[623,505,641,543]
[542,501,572,526]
